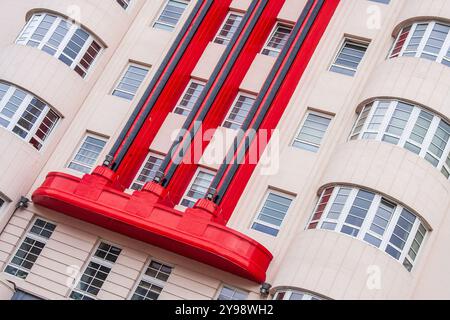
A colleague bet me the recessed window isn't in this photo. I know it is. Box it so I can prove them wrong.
[16,13,103,78]
[369,0,390,4]
[153,0,190,31]
[173,80,206,116]
[131,153,164,190]
[330,38,369,76]
[180,168,215,208]
[11,290,42,300]
[261,23,293,57]
[273,289,325,300]
[214,12,244,46]
[68,133,108,174]
[223,93,256,130]
[0,82,60,150]
[217,285,248,300]
[251,191,294,237]
[292,112,332,152]
[4,218,56,279]
[130,260,173,300]
[116,0,131,10]
[350,100,450,179]
[70,242,122,300]
[112,63,150,101]
[308,186,427,271]
[390,21,450,67]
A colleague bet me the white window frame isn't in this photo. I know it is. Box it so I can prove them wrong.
[0,82,60,151]
[329,38,369,76]
[291,110,332,153]
[350,99,450,180]
[261,23,293,57]
[389,21,450,66]
[273,289,325,300]
[216,284,249,300]
[179,167,216,208]
[153,0,190,31]
[67,133,108,174]
[251,189,294,237]
[213,11,244,45]
[130,152,165,190]
[16,13,103,78]
[173,79,206,116]
[222,92,256,130]
[128,258,173,300]
[112,62,150,101]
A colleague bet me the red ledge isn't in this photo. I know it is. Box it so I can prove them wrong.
[32,168,273,283]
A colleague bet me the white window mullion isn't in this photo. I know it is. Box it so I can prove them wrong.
[399,219,421,263]
[379,204,402,252]
[359,194,381,242]
[399,107,420,147]
[7,94,33,131]
[419,116,440,158]
[336,188,358,231]
[37,16,61,52]
[24,105,50,142]
[415,23,434,58]
[376,100,396,141]
[398,23,416,57]
[437,132,450,170]
[0,86,16,125]
[16,14,45,45]
[318,187,339,226]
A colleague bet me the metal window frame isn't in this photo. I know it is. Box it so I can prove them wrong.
[67,132,108,174]
[179,167,216,208]
[329,37,369,76]
[112,62,150,101]
[222,92,256,130]
[213,11,244,45]
[130,151,165,190]
[152,0,190,31]
[260,22,294,57]
[291,110,333,152]
[173,79,206,115]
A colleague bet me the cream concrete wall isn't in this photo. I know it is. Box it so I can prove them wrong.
[0,276,14,300]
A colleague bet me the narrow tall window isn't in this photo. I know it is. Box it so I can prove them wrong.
[112,64,150,101]
[330,39,369,76]
[292,112,332,152]
[68,133,107,174]
[117,0,131,9]
[173,80,205,116]
[154,0,189,31]
[131,260,173,300]
[214,12,243,46]
[70,242,122,300]
[223,94,256,130]
[4,218,56,279]
[0,82,59,150]
[131,153,164,190]
[251,191,294,237]
[217,285,248,300]
[180,169,215,208]
[261,23,293,57]
[16,13,103,78]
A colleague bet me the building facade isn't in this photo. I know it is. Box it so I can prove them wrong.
[0,0,449,300]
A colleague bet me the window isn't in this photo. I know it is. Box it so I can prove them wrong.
[261,23,293,57]
[16,13,103,78]
[390,21,450,67]
[292,112,332,152]
[131,153,164,190]
[117,0,131,9]
[223,93,256,130]
[330,39,369,76]
[369,0,390,3]
[0,195,7,213]
[217,285,248,300]
[251,191,294,237]
[11,290,42,300]
[112,63,150,101]
[180,168,215,208]
[4,218,56,279]
[68,133,108,174]
[70,242,122,300]
[173,80,206,116]
[350,100,450,180]
[308,186,428,271]
[153,0,189,31]
[0,82,59,150]
[131,260,173,300]
[273,289,325,300]
[214,12,243,46]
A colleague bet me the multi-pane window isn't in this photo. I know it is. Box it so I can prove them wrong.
[117,0,131,10]
[173,80,205,116]
[330,39,369,76]
[350,100,450,180]
[70,242,122,300]
[180,169,215,208]
[251,191,294,237]
[308,186,428,271]
[292,112,332,152]
[390,21,450,67]
[16,13,103,78]
[214,12,243,46]
[112,64,149,101]
[68,133,108,174]
[131,260,173,300]
[261,23,293,57]
[131,153,164,190]
[4,218,56,279]
[153,0,189,31]
[273,289,324,300]
[217,285,248,300]
[223,94,256,130]
[0,82,59,150]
